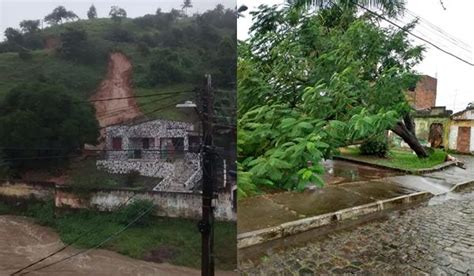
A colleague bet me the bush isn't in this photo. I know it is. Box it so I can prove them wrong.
[105,26,134,43]
[360,136,389,157]
[26,201,56,226]
[114,199,154,227]
[18,49,32,61]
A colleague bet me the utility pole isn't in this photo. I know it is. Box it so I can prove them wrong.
[198,74,215,276]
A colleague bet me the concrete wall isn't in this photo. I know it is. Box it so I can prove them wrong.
[0,181,236,221]
[413,117,450,148]
[55,187,236,221]
[448,121,474,153]
[0,180,54,201]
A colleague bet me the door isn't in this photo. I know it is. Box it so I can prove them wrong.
[428,123,443,148]
[457,127,471,153]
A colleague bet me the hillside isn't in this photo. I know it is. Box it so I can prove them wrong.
[0,6,237,123]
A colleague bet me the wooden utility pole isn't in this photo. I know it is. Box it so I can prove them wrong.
[199,74,215,276]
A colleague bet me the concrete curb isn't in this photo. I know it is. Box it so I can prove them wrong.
[237,191,432,249]
[450,180,474,192]
[333,155,456,174]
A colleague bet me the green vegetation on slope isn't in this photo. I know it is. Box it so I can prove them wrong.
[0,200,237,270]
[0,5,236,118]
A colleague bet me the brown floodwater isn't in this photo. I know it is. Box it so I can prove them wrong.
[0,215,236,276]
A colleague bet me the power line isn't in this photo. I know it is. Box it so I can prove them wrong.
[10,193,140,275]
[350,1,474,66]
[80,90,194,103]
[15,204,156,275]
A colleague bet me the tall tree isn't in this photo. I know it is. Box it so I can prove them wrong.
[19,20,40,33]
[0,83,99,171]
[109,6,127,23]
[4,28,23,44]
[181,0,193,16]
[44,6,78,25]
[238,1,427,196]
[87,5,97,19]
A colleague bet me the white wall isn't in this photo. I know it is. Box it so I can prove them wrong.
[449,125,458,150]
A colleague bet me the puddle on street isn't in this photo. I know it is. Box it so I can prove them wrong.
[322,160,398,184]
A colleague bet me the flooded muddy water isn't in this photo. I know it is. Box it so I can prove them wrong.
[0,216,235,276]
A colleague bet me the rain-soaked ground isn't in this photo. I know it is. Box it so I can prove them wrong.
[238,155,474,234]
[0,216,236,276]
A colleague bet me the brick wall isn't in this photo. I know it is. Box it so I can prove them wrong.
[413,75,437,109]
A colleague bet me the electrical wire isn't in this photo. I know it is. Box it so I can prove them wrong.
[348,0,474,66]
[10,193,141,275]
[15,204,156,275]
[78,90,194,103]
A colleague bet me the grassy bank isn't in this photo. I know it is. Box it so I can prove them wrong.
[340,147,447,171]
[0,201,236,270]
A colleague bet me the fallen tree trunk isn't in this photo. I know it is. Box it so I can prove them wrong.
[391,119,429,158]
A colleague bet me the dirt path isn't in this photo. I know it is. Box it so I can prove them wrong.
[0,216,235,276]
[90,52,142,129]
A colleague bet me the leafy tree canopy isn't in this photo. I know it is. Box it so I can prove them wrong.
[109,6,127,23]
[19,20,40,33]
[87,5,98,19]
[238,2,425,197]
[44,6,78,25]
[0,83,99,170]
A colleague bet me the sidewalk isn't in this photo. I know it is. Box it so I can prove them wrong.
[237,155,474,248]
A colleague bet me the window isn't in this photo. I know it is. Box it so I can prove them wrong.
[143,138,150,149]
[188,135,201,153]
[112,137,122,150]
[160,137,185,159]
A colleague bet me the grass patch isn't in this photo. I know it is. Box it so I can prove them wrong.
[341,147,447,171]
[67,159,160,191]
[134,84,198,122]
[0,200,236,270]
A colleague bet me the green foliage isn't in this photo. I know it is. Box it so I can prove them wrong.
[59,27,107,64]
[109,6,127,23]
[114,200,154,227]
[44,6,78,25]
[20,20,40,33]
[87,5,97,19]
[0,83,99,170]
[18,49,32,61]
[104,26,134,42]
[238,1,422,196]
[25,201,56,226]
[360,136,389,157]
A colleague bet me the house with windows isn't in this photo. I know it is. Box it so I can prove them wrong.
[96,119,202,191]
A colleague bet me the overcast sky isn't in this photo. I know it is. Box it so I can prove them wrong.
[0,0,235,36]
[237,0,474,113]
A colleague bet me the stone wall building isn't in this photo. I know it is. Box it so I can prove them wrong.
[96,119,203,192]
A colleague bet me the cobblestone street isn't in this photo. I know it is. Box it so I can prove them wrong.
[240,189,474,275]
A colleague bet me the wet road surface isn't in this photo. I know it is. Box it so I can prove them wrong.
[240,188,474,275]
[238,156,474,234]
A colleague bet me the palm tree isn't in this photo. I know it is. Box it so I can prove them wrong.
[181,0,193,16]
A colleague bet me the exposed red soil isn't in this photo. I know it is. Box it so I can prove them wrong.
[90,52,143,129]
